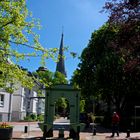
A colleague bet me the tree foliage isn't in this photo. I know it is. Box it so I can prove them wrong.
[103,0,140,73]
[71,0,140,116]
[103,0,140,115]
[0,0,59,92]
[34,67,68,87]
[34,67,68,113]
[55,97,68,110]
[53,71,68,85]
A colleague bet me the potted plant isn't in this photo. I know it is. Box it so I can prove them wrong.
[0,122,13,140]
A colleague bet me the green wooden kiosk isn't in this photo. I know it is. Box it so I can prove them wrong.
[42,84,81,139]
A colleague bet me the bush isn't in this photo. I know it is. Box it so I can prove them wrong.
[37,114,44,121]
[30,113,37,120]
[24,113,37,121]
[24,116,33,121]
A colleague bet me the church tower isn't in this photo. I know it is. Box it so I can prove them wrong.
[56,33,67,77]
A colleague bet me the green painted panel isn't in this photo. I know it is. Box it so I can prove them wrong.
[43,84,81,133]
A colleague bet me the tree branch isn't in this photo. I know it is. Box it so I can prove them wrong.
[9,40,46,52]
[0,20,15,28]
[6,53,42,57]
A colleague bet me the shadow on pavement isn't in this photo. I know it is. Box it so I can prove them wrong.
[81,124,111,133]
[12,137,41,140]
[12,137,73,140]
[95,125,111,133]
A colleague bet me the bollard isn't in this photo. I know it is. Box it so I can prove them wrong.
[69,128,76,139]
[76,126,80,140]
[24,126,28,133]
[93,128,96,135]
[126,129,130,138]
[59,128,64,138]
[43,124,47,139]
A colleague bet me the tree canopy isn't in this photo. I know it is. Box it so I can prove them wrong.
[33,67,68,95]
[71,0,140,116]
[34,67,68,114]
[0,0,58,92]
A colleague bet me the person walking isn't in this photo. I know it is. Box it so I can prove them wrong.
[111,112,120,137]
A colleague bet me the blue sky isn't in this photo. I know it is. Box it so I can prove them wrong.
[19,0,108,80]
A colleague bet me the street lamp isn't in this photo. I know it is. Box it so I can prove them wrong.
[90,96,96,135]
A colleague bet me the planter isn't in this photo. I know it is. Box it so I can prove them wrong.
[0,127,13,140]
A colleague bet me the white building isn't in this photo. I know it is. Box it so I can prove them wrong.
[11,86,26,121]
[0,84,44,122]
[24,88,38,116]
[0,59,45,121]
[0,89,12,121]
[11,87,42,121]
[0,86,27,122]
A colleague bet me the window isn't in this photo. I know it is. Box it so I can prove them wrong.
[0,94,4,107]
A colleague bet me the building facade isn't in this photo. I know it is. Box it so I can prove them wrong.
[0,33,64,122]
[0,85,42,122]
[0,89,12,121]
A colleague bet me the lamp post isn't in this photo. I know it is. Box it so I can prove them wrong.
[92,99,96,135]
[90,96,96,135]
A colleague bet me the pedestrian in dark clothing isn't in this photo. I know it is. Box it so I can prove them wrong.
[111,112,120,137]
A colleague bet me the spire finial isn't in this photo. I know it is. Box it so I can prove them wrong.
[62,26,64,36]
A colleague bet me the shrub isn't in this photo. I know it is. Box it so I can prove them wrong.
[37,114,44,121]
[24,113,37,121]
[30,113,37,120]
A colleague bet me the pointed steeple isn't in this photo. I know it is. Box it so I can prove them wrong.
[56,33,67,77]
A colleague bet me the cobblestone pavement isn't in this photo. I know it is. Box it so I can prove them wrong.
[12,129,140,140]
[9,122,140,140]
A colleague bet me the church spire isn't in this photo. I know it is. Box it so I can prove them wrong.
[56,33,67,77]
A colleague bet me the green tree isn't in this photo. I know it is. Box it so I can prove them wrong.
[71,24,121,112]
[35,68,68,115]
[35,67,54,87]
[72,22,139,117]
[34,67,68,87]
[53,71,68,85]
[0,1,58,92]
[71,0,140,122]
[103,0,140,115]
[55,97,68,114]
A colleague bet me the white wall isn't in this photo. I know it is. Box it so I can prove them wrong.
[0,83,43,121]
[0,92,10,112]
[0,90,13,121]
[12,86,23,111]
[12,86,26,121]
[30,91,38,113]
